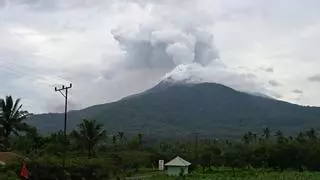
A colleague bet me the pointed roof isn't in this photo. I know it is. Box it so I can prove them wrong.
[165,156,191,167]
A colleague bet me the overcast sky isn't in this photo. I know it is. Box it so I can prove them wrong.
[0,0,319,113]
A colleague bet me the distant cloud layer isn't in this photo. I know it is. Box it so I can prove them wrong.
[268,80,281,87]
[0,0,320,113]
[292,89,303,94]
[308,74,320,83]
[260,67,274,73]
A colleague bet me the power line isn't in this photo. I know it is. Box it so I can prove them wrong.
[54,83,72,168]
[0,59,70,86]
[1,60,51,77]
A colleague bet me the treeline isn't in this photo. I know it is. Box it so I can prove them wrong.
[1,96,320,179]
[163,128,320,172]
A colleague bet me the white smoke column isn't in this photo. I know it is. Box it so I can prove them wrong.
[161,62,278,98]
[112,27,219,69]
[111,1,219,72]
[110,1,278,99]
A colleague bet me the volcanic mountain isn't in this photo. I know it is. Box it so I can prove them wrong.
[30,80,320,139]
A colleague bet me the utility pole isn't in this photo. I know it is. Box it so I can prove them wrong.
[54,83,72,168]
[193,132,199,164]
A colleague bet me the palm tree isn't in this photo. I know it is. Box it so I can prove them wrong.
[305,128,317,141]
[112,135,117,145]
[247,131,254,143]
[242,133,250,144]
[296,132,306,143]
[138,133,143,145]
[71,119,106,158]
[0,96,31,150]
[275,130,285,144]
[253,133,257,143]
[263,127,270,141]
[118,131,124,145]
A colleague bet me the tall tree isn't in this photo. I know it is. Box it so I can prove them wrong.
[242,133,250,144]
[112,135,117,145]
[247,131,254,143]
[305,128,317,141]
[275,130,286,144]
[118,132,124,143]
[253,133,257,144]
[45,130,67,156]
[296,132,306,143]
[71,119,106,158]
[138,133,142,146]
[263,127,270,141]
[0,96,31,150]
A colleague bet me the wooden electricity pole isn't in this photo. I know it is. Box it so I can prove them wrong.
[54,83,72,167]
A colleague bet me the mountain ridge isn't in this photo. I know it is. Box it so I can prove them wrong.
[29,82,320,139]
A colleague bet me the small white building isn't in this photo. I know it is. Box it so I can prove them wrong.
[165,156,191,176]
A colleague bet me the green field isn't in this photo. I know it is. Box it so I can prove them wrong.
[129,170,320,180]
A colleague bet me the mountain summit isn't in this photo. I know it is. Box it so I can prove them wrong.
[162,64,204,82]
[30,82,320,139]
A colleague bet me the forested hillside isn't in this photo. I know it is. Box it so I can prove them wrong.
[30,83,320,138]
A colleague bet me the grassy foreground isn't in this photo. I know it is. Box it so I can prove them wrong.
[131,169,320,180]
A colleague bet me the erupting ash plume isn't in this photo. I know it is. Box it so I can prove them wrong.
[109,2,276,98]
[112,26,219,71]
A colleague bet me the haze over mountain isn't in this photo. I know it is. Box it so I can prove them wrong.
[30,79,320,139]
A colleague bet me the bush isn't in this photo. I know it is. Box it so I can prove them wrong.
[0,163,20,180]
[3,156,111,180]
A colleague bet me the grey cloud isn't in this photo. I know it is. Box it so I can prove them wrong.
[1,0,109,11]
[271,92,282,99]
[2,0,319,113]
[260,67,274,73]
[265,53,290,59]
[268,80,281,87]
[308,74,320,83]
[1,0,57,10]
[112,27,219,71]
[292,89,303,94]
[242,73,256,79]
[46,99,81,113]
[265,68,274,73]
[162,63,278,98]
[1,0,222,113]
[0,0,5,8]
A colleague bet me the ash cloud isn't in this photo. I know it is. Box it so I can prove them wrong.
[292,89,303,94]
[268,80,281,87]
[46,99,80,113]
[108,2,281,101]
[260,67,274,73]
[0,0,108,11]
[112,26,219,71]
[108,4,279,99]
[308,74,320,83]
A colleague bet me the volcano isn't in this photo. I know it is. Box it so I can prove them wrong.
[30,80,320,139]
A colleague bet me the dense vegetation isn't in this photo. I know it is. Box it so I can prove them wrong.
[30,83,320,138]
[1,95,320,179]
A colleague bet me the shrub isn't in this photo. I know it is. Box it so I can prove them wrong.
[3,156,111,180]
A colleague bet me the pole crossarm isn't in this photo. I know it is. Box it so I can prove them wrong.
[54,84,72,92]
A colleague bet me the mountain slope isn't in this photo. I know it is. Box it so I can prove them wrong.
[30,83,320,138]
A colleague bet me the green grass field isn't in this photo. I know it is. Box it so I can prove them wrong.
[150,173,320,180]
[129,169,320,180]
